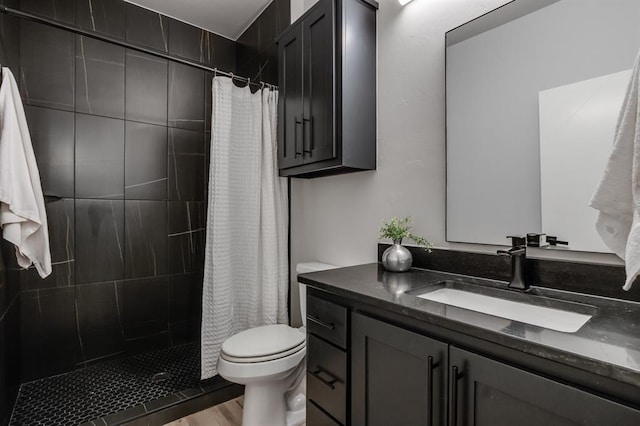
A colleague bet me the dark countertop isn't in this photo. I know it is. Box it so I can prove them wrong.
[298,263,640,388]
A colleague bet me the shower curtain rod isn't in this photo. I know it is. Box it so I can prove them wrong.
[0,4,278,90]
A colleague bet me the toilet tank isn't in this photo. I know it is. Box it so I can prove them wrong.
[296,262,338,327]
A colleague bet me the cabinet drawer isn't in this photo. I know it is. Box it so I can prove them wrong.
[307,294,347,348]
[307,334,347,425]
[307,400,342,426]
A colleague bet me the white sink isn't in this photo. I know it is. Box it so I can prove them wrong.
[416,288,592,333]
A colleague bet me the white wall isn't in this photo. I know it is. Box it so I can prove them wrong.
[288,0,623,326]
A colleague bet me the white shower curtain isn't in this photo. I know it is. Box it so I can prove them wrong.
[201,77,288,379]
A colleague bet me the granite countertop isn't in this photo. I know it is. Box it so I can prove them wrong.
[298,263,640,388]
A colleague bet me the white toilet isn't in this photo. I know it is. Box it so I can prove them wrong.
[217,262,338,426]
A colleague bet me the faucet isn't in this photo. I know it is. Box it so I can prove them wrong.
[497,236,528,291]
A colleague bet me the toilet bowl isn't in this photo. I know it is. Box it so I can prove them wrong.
[216,262,338,426]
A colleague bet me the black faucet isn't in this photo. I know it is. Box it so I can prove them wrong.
[497,236,528,291]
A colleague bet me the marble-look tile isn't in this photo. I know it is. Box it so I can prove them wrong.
[20,21,75,111]
[0,242,20,309]
[119,276,169,354]
[125,3,168,52]
[124,200,167,279]
[167,201,206,274]
[75,199,125,284]
[20,0,76,25]
[0,299,20,426]
[125,50,167,125]
[24,106,75,198]
[0,14,20,75]
[75,114,124,199]
[208,33,236,71]
[168,272,202,323]
[168,19,208,64]
[0,248,7,316]
[20,199,75,290]
[75,35,125,118]
[75,281,125,365]
[20,288,76,382]
[168,62,204,131]
[168,128,205,201]
[235,0,288,86]
[76,0,125,39]
[125,121,167,200]
[168,319,200,346]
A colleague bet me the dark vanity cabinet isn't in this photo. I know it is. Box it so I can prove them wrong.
[306,294,349,425]
[351,313,447,426]
[277,0,377,178]
[305,289,640,426]
[450,347,640,426]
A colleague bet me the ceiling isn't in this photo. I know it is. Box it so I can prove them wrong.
[125,0,273,40]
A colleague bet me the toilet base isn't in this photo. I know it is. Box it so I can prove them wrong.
[243,381,288,426]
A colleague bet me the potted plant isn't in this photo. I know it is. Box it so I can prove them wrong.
[379,216,433,272]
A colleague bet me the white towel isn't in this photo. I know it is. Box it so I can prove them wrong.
[590,52,640,291]
[0,67,51,278]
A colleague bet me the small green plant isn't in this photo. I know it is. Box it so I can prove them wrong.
[379,216,433,252]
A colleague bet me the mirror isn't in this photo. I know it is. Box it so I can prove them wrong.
[446,0,640,252]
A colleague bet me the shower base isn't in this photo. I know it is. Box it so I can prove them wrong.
[9,343,232,426]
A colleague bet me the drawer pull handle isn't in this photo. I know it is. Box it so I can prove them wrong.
[309,367,339,390]
[307,315,335,330]
[449,365,462,426]
[427,356,440,426]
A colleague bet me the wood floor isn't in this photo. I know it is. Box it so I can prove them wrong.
[164,396,244,426]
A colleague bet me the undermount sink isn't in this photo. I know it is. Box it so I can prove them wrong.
[410,281,595,333]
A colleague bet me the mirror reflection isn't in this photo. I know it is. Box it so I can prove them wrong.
[446,0,640,252]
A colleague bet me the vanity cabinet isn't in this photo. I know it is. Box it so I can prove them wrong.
[276,0,377,178]
[305,289,640,426]
[351,313,447,426]
[450,347,640,426]
[306,294,349,425]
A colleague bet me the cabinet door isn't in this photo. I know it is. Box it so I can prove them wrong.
[352,313,447,426]
[302,0,335,164]
[449,346,640,426]
[278,25,304,169]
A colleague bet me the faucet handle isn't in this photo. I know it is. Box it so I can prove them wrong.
[506,235,526,248]
[547,236,569,246]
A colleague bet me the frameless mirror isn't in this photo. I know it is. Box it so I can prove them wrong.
[446,0,640,252]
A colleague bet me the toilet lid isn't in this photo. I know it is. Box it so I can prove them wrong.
[221,324,305,360]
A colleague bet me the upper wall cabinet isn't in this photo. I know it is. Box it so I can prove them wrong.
[277,0,378,178]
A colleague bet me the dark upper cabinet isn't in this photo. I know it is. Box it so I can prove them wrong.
[278,24,304,170]
[351,313,447,426]
[449,347,640,426]
[277,0,377,178]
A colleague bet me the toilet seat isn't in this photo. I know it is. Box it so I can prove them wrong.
[220,324,305,363]
[221,341,305,363]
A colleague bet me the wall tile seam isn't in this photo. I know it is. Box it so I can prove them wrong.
[0,291,19,323]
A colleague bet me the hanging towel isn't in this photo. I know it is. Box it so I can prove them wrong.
[590,52,640,291]
[0,67,51,278]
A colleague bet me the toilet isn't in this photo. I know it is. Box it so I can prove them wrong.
[217,262,338,426]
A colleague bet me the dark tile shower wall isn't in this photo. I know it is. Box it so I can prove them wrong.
[0,245,20,426]
[0,0,237,388]
[236,0,290,85]
[0,1,22,424]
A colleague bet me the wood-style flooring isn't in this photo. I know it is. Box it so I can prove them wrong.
[164,396,244,426]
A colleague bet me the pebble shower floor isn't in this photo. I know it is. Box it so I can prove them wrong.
[9,343,217,425]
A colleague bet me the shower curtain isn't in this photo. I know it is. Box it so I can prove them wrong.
[201,77,288,379]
